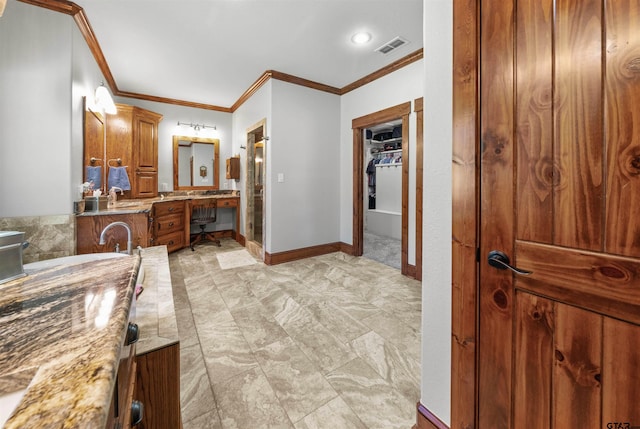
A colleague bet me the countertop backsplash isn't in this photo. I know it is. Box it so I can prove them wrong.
[0,215,75,264]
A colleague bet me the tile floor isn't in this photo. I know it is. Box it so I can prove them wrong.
[169,239,421,429]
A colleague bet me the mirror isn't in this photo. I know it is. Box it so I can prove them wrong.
[83,101,106,194]
[173,135,220,190]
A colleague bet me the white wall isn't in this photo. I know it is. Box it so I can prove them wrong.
[339,60,423,265]
[269,80,341,253]
[71,14,109,205]
[231,81,272,237]
[421,0,453,424]
[0,1,106,217]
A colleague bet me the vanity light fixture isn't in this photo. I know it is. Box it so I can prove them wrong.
[177,121,216,131]
[94,82,117,115]
[351,32,372,45]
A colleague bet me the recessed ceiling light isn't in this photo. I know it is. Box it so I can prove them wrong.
[351,32,372,45]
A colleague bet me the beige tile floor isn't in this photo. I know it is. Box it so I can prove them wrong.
[169,239,421,429]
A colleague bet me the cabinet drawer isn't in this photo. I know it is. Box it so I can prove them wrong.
[217,198,237,208]
[154,201,185,217]
[155,230,184,253]
[155,213,183,235]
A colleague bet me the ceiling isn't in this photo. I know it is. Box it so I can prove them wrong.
[71,0,424,110]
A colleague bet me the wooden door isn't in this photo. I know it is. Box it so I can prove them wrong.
[478,1,640,428]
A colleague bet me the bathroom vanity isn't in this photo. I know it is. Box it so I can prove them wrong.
[0,246,181,428]
[75,193,241,255]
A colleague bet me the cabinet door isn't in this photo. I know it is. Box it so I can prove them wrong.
[226,157,240,180]
[134,114,157,171]
[135,344,181,429]
[134,171,158,199]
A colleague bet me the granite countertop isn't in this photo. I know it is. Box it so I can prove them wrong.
[136,246,179,354]
[0,246,178,428]
[77,191,239,216]
[0,255,141,428]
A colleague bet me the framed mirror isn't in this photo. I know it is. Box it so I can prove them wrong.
[173,135,220,190]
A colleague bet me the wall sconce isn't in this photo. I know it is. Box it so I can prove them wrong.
[177,121,216,131]
[0,0,7,17]
[94,82,117,115]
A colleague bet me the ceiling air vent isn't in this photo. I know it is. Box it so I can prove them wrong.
[375,36,409,54]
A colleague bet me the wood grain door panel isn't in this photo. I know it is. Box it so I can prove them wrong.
[478,0,640,427]
[135,116,157,170]
[515,241,640,325]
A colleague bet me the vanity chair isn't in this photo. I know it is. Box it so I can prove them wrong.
[189,198,221,250]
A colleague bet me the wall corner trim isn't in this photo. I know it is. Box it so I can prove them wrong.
[416,402,450,429]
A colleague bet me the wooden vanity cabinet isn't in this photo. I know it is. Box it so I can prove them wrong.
[76,213,150,255]
[106,104,163,199]
[135,343,181,429]
[150,201,185,253]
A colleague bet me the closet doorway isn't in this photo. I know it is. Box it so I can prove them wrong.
[363,120,403,269]
[352,102,416,277]
[245,119,266,260]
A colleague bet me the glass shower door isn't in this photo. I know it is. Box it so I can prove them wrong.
[253,141,264,245]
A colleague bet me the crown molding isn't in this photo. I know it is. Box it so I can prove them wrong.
[270,70,342,95]
[18,0,78,14]
[230,70,273,113]
[117,90,232,113]
[19,0,424,113]
[340,48,424,95]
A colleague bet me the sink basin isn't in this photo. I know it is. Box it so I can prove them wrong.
[23,252,126,272]
[23,252,145,291]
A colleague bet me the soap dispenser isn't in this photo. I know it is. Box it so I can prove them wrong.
[108,187,117,207]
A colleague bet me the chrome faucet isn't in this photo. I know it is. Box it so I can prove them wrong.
[108,186,124,206]
[99,221,133,255]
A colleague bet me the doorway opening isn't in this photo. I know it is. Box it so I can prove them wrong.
[352,102,414,276]
[245,119,266,260]
[363,120,403,269]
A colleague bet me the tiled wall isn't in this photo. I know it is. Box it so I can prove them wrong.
[0,215,75,264]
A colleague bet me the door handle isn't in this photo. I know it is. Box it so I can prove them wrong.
[487,250,532,276]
